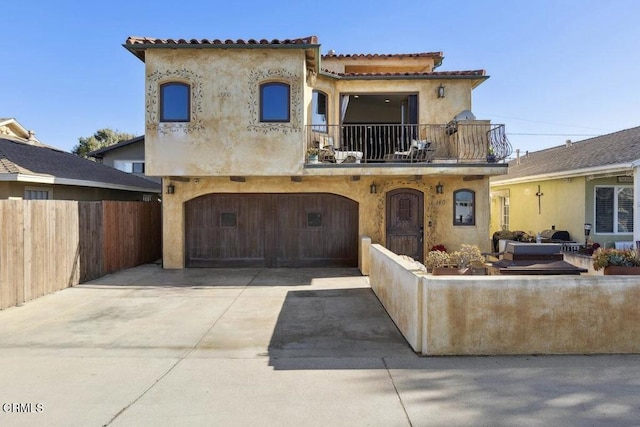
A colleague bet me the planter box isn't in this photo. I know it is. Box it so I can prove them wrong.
[603,266,640,275]
[431,267,471,276]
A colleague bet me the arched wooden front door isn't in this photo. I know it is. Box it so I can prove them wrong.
[385,189,424,261]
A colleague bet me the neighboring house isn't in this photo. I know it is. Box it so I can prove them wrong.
[490,126,640,248]
[124,35,511,268]
[0,118,161,201]
[88,136,161,184]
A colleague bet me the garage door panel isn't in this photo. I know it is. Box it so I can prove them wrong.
[185,195,268,267]
[185,193,357,268]
[276,194,358,267]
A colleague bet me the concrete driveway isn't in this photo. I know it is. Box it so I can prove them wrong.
[0,264,639,426]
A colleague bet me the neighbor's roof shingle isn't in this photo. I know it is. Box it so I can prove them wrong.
[0,138,159,191]
[125,36,319,46]
[492,126,640,182]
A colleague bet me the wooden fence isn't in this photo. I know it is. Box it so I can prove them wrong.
[0,200,161,310]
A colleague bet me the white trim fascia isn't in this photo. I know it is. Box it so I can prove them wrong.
[490,162,637,187]
[0,173,160,193]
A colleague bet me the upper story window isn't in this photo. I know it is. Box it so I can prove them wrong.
[114,161,145,174]
[260,82,290,122]
[453,189,475,226]
[312,90,328,132]
[160,82,190,122]
[595,186,633,234]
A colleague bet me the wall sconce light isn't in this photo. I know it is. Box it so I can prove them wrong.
[435,182,444,194]
[437,84,445,98]
[370,183,377,194]
[166,183,175,194]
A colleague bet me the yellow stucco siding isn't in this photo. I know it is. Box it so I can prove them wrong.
[144,49,309,177]
[162,175,491,268]
[490,178,586,241]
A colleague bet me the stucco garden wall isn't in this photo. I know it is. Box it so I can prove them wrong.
[368,243,640,356]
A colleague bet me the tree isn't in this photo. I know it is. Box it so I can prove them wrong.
[72,128,137,158]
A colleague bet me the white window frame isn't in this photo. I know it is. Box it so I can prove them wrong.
[501,196,510,231]
[594,185,633,234]
[24,187,52,200]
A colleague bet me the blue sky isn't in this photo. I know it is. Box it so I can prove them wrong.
[2,0,639,154]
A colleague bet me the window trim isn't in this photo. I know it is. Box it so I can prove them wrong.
[114,160,145,174]
[453,189,476,226]
[159,82,191,123]
[594,185,633,234]
[24,187,52,200]
[259,82,291,123]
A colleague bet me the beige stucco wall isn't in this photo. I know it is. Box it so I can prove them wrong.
[490,178,586,241]
[423,275,640,355]
[162,175,492,268]
[368,243,640,356]
[143,47,477,178]
[144,49,309,177]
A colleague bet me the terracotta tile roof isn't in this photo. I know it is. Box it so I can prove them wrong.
[0,138,160,191]
[491,126,640,183]
[320,69,486,78]
[125,36,319,46]
[322,52,443,60]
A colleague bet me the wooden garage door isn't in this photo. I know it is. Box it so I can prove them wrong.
[185,193,358,268]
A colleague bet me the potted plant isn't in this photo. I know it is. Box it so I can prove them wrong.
[426,244,483,275]
[306,147,320,164]
[486,147,497,163]
[593,247,640,275]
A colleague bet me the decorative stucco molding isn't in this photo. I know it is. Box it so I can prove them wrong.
[247,68,301,134]
[146,69,204,135]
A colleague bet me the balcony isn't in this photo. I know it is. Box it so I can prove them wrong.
[306,122,512,165]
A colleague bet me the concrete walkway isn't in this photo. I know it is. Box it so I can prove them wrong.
[0,265,638,426]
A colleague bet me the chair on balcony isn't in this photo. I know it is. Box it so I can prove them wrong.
[315,135,363,164]
[385,139,434,163]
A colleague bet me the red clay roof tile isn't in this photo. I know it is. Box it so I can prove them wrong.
[320,69,485,78]
[125,36,319,46]
[321,52,443,60]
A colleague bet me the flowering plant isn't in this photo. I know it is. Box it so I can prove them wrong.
[425,250,451,269]
[593,248,640,271]
[450,244,485,269]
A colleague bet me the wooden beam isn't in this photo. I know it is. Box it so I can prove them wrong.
[230,176,246,183]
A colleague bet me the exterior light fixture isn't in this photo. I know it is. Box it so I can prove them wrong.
[436,182,444,194]
[370,183,377,194]
[384,99,390,103]
[166,183,175,194]
[437,84,445,98]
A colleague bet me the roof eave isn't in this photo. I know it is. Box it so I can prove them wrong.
[318,71,489,82]
[123,42,321,63]
[490,162,639,186]
[0,173,161,193]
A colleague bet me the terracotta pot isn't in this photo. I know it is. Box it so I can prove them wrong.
[603,266,640,275]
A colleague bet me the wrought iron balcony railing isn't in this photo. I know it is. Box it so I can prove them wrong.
[306,123,512,164]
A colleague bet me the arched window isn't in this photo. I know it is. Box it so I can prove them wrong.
[454,189,476,225]
[312,90,328,132]
[160,82,190,122]
[260,82,290,122]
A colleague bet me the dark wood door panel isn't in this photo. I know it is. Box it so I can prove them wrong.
[276,194,359,267]
[386,189,424,261]
[185,193,358,268]
[185,194,269,267]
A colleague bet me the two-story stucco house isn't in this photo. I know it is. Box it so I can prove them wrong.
[124,35,511,269]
